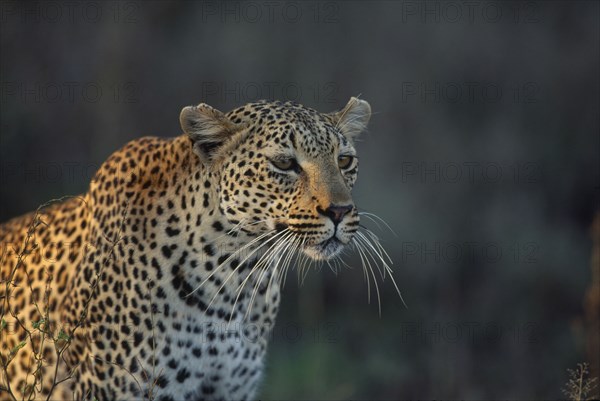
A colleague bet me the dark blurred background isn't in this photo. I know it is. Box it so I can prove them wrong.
[1,1,598,399]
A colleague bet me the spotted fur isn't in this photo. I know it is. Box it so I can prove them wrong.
[0,98,371,400]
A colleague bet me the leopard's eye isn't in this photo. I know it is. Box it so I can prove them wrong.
[338,155,354,169]
[271,158,297,171]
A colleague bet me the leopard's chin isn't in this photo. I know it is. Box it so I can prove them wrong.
[303,237,346,261]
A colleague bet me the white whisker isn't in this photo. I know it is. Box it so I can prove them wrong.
[245,230,295,320]
[186,228,275,297]
[266,233,300,302]
[356,227,407,308]
[357,211,398,237]
[203,229,286,313]
[355,231,387,280]
[355,236,382,314]
[231,229,293,322]
[353,239,370,302]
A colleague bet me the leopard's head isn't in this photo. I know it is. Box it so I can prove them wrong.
[180,98,370,261]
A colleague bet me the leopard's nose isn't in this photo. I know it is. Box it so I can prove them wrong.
[317,204,353,225]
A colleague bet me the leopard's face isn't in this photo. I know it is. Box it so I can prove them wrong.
[180,98,371,261]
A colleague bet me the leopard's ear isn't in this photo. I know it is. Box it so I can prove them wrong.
[329,97,371,142]
[180,103,240,164]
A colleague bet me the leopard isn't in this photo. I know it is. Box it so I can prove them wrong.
[0,97,393,400]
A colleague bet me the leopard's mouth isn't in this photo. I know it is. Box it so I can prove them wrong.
[272,222,348,261]
[303,236,345,261]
